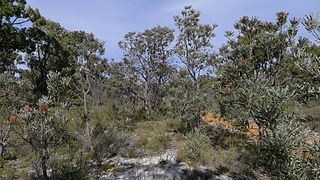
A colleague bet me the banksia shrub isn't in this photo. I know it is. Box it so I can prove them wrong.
[250,117,311,178]
[0,74,31,158]
[218,72,296,136]
[18,96,72,179]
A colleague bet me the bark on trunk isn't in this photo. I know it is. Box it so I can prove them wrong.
[41,155,48,179]
[83,89,91,147]
[0,145,3,160]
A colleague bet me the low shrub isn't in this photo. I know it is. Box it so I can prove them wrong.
[247,118,311,179]
[50,139,89,180]
[177,129,212,166]
[307,140,320,178]
[92,125,131,164]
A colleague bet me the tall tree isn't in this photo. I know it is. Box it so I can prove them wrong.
[0,0,42,74]
[174,6,216,92]
[67,30,106,145]
[119,26,174,114]
[25,20,71,100]
[169,6,216,131]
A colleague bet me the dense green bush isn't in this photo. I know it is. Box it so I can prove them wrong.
[248,117,311,178]
[17,96,73,179]
[0,74,32,158]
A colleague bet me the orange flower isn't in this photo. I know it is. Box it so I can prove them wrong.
[241,58,248,65]
[39,103,47,112]
[224,87,232,94]
[278,11,286,18]
[23,105,30,112]
[241,16,249,22]
[9,115,17,123]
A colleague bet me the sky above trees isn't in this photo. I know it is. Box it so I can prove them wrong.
[27,0,320,59]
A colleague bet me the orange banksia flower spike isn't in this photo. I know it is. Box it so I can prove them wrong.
[9,115,17,123]
[224,87,232,94]
[39,103,48,112]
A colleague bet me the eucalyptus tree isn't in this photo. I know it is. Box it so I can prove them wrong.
[169,6,216,131]
[174,6,217,92]
[119,26,175,114]
[24,20,71,100]
[66,30,107,144]
[0,0,42,74]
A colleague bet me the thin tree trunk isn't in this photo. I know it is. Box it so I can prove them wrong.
[144,79,150,114]
[83,89,91,147]
[0,145,3,160]
[41,155,48,180]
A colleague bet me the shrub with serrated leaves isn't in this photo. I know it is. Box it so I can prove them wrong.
[17,96,73,179]
[294,42,320,103]
[217,73,296,137]
[0,74,32,158]
[213,11,320,179]
[16,72,75,179]
[250,117,311,178]
[293,13,320,103]
[47,71,72,104]
[216,71,318,178]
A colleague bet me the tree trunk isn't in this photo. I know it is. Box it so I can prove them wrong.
[144,80,151,114]
[0,145,3,161]
[83,89,91,147]
[41,155,48,179]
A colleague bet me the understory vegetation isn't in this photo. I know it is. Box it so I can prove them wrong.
[0,1,319,179]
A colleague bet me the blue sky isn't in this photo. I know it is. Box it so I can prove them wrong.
[27,0,320,60]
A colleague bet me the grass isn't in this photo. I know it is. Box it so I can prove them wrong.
[288,101,320,132]
[130,120,175,155]
[176,130,213,167]
[70,101,319,180]
[211,147,239,172]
